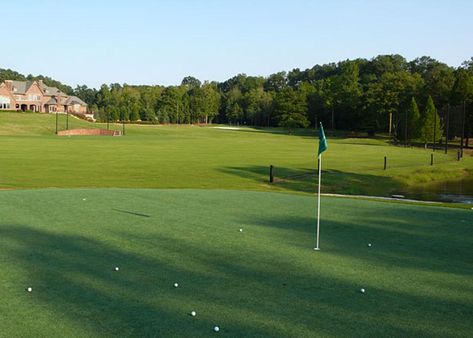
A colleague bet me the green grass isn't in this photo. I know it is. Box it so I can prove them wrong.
[0,111,106,136]
[0,189,472,337]
[0,112,472,198]
[0,113,472,336]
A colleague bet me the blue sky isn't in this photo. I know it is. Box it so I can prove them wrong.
[3,0,473,88]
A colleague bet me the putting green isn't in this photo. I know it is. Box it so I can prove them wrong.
[0,189,471,337]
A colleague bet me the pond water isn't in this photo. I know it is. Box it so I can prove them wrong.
[395,177,473,204]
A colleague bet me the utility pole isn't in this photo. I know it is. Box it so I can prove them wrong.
[393,110,401,143]
[433,106,437,152]
[176,101,179,124]
[445,104,449,154]
[120,110,126,136]
[331,106,334,135]
[460,100,466,158]
[389,112,393,137]
[53,95,58,134]
[404,109,408,146]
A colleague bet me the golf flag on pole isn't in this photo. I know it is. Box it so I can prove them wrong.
[315,122,327,251]
[318,123,328,156]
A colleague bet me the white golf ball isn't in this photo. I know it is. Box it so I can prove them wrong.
[368,243,372,247]
[239,228,243,232]
[360,288,365,293]
[174,282,179,288]
[82,198,86,201]
[191,311,196,317]
[115,267,119,271]
[27,287,32,292]
[213,326,220,332]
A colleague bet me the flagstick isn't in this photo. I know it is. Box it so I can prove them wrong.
[315,154,322,250]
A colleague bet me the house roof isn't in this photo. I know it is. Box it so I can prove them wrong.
[46,96,87,106]
[11,80,33,94]
[40,84,64,96]
[46,97,57,105]
[10,80,66,97]
[66,96,87,106]
[5,80,86,106]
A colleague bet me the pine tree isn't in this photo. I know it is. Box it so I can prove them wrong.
[408,97,421,140]
[420,96,443,146]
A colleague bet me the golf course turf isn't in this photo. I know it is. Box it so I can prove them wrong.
[1,112,472,336]
[1,189,472,337]
[1,112,472,198]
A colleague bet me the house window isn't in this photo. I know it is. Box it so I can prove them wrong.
[27,94,41,101]
[0,96,11,109]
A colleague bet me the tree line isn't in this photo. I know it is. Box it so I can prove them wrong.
[2,54,472,145]
[0,69,74,96]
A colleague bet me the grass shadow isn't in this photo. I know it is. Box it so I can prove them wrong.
[219,165,402,196]
[2,222,472,337]
[217,127,382,142]
[1,187,473,337]
[239,206,473,275]
[112,208,151,218]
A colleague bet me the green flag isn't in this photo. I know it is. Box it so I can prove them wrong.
[318,123,328,156]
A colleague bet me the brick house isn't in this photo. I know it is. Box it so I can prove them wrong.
[0,80,87,114]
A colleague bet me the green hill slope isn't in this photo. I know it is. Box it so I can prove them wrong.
[0,112,107,136]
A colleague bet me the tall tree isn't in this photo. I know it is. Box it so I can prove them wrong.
[409,56,455,108]
[363,71,423,136]
[420,96,443,146]
[264,72,287,92]
[181,76,201,88]
[156,86,185,123]
[272,88,309,132]
[331,60,362,130]
[0,68,26,82]
[399,97,422,142]
[451,67,473,146]
[408,97,422,140]
[73,85,98,106]
[224,88,244,124]
[188,82,220,123]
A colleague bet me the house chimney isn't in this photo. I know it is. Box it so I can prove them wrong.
[38,79,43,86]
[5,80,12,91]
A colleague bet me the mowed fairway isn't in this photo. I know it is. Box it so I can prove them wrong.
[0,113,472,197]
[0,189,472,337]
